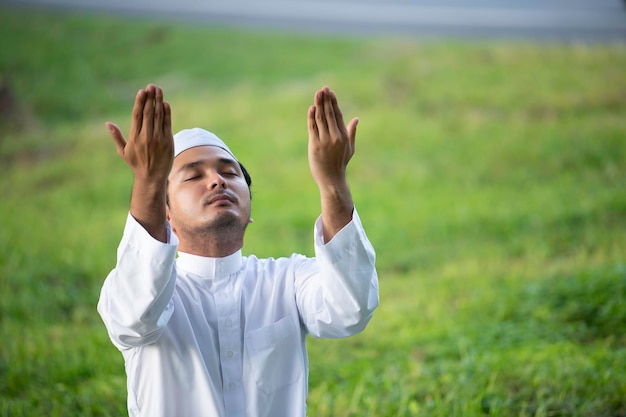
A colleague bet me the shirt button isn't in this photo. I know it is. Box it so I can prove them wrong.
[226,351,233,358]
[229,382,236,390]
[225,319,232,327]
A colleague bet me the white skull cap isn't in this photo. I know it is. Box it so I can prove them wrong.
[173,128,237,160]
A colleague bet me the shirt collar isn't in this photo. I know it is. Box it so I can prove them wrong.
[176,250,243,278]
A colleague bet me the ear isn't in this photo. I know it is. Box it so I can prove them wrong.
[166,207,176,234]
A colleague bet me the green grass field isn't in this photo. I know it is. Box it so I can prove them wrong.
[1,6,625,417]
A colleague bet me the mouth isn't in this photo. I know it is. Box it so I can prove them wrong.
[205,192,236,206]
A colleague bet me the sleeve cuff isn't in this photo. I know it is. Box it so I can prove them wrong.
[121,212,179,253]
[313,208,363,249]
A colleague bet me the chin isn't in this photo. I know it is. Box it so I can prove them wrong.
[200,212,246,231]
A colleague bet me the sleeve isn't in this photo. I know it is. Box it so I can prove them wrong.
[97,212,179,350]
[294,208,379,338]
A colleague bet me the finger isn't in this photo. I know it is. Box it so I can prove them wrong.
[105,122,127,157]
[143,84,156,137]
[130,89,146,138]
[314,88,328,134]
[307,105,319,140]
[329,90,347,134]
[163,102,172,135]
[153,86,164,133]
[322,87,340,138]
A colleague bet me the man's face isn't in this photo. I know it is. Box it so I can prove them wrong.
[166,145,251,237]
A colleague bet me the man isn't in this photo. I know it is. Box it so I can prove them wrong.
[97,83,379,417]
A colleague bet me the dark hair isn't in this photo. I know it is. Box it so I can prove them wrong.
[165,161,252,207]
[239,162,252,192]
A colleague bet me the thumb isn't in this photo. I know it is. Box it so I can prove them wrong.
[105,122,127,157]
[347,117,358,148]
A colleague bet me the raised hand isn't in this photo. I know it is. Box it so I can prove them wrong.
[106,84,173,242]
[106,84,174,184]
[307,86,358,190]
[307,87,357,242]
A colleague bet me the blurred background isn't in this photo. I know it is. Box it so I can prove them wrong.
[5,0,626,41]
[1,1,625,416]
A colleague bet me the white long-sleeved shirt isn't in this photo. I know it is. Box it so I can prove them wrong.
[97,209,379,417]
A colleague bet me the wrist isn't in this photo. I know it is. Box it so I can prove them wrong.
[133,173,167,191]
[318,182,354,213]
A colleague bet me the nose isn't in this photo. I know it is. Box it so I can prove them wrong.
[207,171,226,190]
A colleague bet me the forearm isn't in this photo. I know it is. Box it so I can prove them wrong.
[318,180,354,243]
[129,175,168,243]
